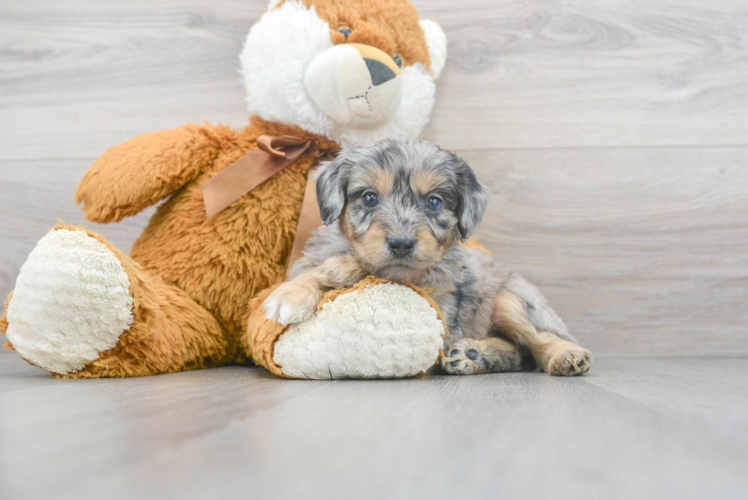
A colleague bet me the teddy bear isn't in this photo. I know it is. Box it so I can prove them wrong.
[0,0,448,379]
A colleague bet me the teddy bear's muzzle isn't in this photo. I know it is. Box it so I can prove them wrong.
[304,43,403,129]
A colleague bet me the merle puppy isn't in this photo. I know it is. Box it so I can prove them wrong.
[263,138,592,376]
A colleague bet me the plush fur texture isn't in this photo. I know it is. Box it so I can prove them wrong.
[3,120,337,378]
[274,280,444,379]
[245,276,446,379]
[5,229,134,374]
[2,0,449,378]
[241,0,445,147]
[419,20,447,79]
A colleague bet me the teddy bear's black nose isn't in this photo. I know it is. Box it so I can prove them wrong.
[388,236,415,257]
[364,58,397,86]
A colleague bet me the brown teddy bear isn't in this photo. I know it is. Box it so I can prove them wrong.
[0,0,448,378]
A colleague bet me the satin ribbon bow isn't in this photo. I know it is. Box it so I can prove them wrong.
[202,134,323,269]
[202,135,312,219]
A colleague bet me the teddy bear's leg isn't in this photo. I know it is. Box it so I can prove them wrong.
[2,224,230,378]
[238,285,287,377]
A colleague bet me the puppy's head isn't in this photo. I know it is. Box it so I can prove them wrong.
[316,138,490,282]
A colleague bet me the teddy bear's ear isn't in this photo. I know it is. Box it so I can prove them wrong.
[420,20,447,80]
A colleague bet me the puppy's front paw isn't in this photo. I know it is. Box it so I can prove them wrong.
[263,282,322,326]
[547,346,592,376]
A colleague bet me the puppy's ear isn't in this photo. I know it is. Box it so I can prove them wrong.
[454,158,490,239]
[315,156,350,225]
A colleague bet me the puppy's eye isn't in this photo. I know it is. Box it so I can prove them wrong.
[362,191,379,208]
[427,196,443,212]
[393,53,403,68]
[338,26,352,40]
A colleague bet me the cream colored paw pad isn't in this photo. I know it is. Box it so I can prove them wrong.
[6,229,134,374]
[273,282,444,379]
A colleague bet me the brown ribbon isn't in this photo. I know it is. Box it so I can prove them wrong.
[202,134,324,271]
[286,167,323,272]
[202,135,312,219]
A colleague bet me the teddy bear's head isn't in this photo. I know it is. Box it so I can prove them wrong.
[241,0,447,147]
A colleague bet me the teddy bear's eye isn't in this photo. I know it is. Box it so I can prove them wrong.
[338,26,352,40]
[393,54,403,68]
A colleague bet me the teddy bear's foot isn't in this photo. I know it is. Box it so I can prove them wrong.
[4,227,135,374]
[246,278,447,379]
[4,225,232,378]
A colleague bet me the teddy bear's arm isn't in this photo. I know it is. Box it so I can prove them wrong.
[75,124,222,223]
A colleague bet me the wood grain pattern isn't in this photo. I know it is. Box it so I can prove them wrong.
[418,0,748,149]
[3,0,748,158]
[462,146,748,357]
[1,0,747,357]
[0,0,256,160]
[1,353,747,499]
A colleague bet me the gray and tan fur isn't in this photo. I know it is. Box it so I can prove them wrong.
[263,138,592,376]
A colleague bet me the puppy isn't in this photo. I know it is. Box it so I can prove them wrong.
[263,138,592,376]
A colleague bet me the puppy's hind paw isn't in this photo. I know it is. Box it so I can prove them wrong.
[441,337,524,376]
[263,282,322,326]
[547,346,592,376]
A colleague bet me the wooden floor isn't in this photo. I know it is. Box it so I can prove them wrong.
[1,351,747,499]
[1,0,747,498]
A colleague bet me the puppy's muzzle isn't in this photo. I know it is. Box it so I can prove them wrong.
[387,236,415,258]
[304,43,403,129]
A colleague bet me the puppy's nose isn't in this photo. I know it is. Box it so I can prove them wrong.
[388,236,415,257]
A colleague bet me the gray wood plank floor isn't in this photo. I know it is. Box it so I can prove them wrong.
[1,352,747,500]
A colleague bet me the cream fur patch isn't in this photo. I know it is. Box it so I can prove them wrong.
[273,282,444,379]
[6,229,134,374]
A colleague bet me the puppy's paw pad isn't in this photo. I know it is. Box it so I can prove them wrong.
[441,339,483,375]
[548,347,592,376]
